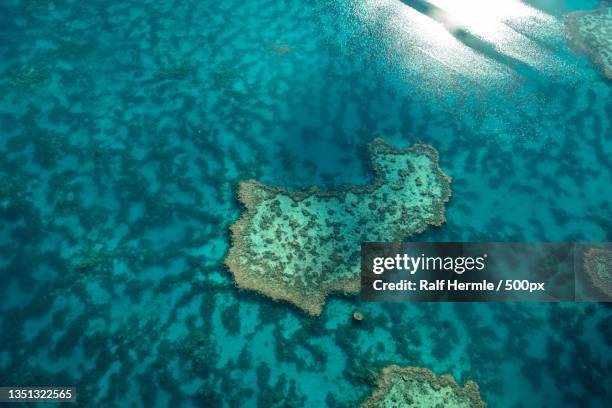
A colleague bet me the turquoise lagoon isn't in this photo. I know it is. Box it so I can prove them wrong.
[0,0,610,407]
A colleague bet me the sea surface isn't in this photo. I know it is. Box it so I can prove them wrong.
[0,0,610,407]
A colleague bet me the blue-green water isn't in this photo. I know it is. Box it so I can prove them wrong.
[0,0,610,407]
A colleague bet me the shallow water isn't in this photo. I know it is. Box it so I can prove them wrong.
[0,0,610,407]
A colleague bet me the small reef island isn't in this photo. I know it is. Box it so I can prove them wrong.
[226,138,451,316]
[584,248,612,298]
[565,5,612,80]
[361,366,486,408]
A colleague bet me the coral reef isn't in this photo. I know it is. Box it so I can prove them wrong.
[584,248,612,298]
[565,6,612,80]
[361,365,486,408]
[1,0,611,405]
[179,330,218,372]
[226,138,451,316]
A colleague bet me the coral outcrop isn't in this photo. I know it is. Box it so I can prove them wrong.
[584,248,612,298]
[226,138,451,315]
[565,6,612,79]
[361,365,486,408]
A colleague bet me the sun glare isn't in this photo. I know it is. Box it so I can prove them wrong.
[353,0,564,82]
[427,0,551,43]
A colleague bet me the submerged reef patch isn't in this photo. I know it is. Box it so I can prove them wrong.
[584,248,612,298]
[11,63,49,89]
[565,6,612,80]
[361,365,486,408]
[226,138,451,316]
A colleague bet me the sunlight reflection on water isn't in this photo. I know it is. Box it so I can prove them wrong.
[351,0,571,86]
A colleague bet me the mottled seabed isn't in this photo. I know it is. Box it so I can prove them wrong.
[0,0,610,407]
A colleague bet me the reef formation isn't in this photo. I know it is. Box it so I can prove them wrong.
[226,138,451,316]
[361,365,486,408]
[584,248,612,298]
[565,5,612,80]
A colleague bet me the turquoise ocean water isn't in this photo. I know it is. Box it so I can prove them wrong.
[0,0,610,406]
